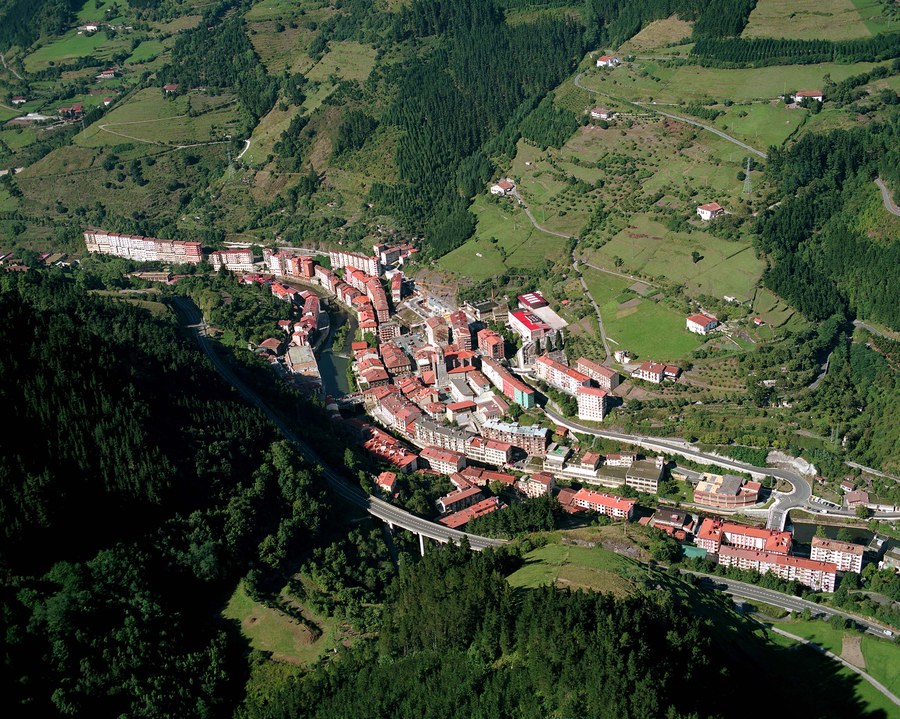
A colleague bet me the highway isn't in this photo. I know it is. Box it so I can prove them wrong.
[689,572,896,638]
[171,296,505,550]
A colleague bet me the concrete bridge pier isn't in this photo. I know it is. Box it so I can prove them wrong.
[419,532,425,557]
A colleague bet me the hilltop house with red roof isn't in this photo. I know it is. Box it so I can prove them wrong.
[696,202,724,221]
[686,312,718,335]
[792,90,823,103]
[490,178,516,196]
[596,55,621,68]
[11,96,26,105]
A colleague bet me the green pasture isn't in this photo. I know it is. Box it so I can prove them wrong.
[849,0,900,35]
[581,60,890,104]
[305,41,378,85]
[753,288,801,329]
[581,266,703,360]
[775,617,900,698]
[0,187,16,212]
[245,0,313,21]
[243,103,304,165]
[76,88,239,147]
[586,216,764,300]
[24,31,132,72]
[743,0,874,41]
[126,39,164,65]
[507,541,643,596]
[712,102,807,149]
[0,106,19,123]
[223,581,343,665]
[438,194,568,280]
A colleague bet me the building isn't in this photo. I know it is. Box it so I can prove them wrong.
[209,248,255,272]
[718,546,836,592]
[605,452,637,467]
[439,496,501,529]
[436,485,482,514]
[96,69,117,80]
[811,536,864,574]
[575,357,620,390]
[481,419,548,456]
[632,360,666,384]
[508,309,550,342]
[520,472,555,498]
[328,249,380,277]
[11,96,26,105]
[695,518,792,555]
[449,310,472,350]
[696,202,725,221]
[693,473,761,509]
[420,446,466,475]
[590,107,614,120]
[465,435,513,466]
[596,55,621,68]
[163,83,179,94]
[625,458,664,494]
[285,345,322,397]
[83,231,202,264]
[424,316,450,346]
[480,357,536,409]
[650,508,692,532]
[490,178,516,196]
[571,489,634,519]
[534,355,591,396]
[576,386,609,422]
[792,90,824,103]
[414,419,469,453]
[477,328,505,360]
[686,313,718,335]
[376,471,397,494]
[517,291,548,310]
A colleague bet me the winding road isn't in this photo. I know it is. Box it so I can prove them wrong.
[875,177,900,217]
[573,71,768,159]
[171,296,505,550]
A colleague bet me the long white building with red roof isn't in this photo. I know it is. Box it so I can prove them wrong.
[718,546,837,592]
[84,231,202,264]
[534,355,591,396]
[571,489,634,519]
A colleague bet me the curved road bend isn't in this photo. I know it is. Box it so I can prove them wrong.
[875,178,900,217]
[171,296,505,550]
[541,406,811,527]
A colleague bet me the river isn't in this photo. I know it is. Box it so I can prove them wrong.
[317,307,355,397]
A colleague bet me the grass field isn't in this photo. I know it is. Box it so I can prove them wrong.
[438,194,568,280]
[243,103,304,165]
[582,60,891,104]
[774,617,900,699]
[306,41,378,85]
[851,0,900,35]
[585,216,765,300]
[24,31,133,72]
[125,39,165,64]
[245,0,311,21]
[506,541,646,596]
[618,16,694,52]
[712,101,807,149]
[223,581,344,665]
[76,88,240,147]
[753,287,802,330]
[743,0,874,40]
[581,266,704,360]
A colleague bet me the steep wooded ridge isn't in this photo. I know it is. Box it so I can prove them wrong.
[0,271,331,716]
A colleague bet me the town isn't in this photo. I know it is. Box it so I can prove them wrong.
[76,229,894,596]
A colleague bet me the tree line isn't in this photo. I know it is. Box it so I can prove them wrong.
[692,33,900,67]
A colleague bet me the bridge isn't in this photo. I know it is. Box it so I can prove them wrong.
[172,297,505,553]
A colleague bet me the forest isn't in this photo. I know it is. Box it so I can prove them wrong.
[0,270,334,717]
[692,33,900,67]
[0,0,83,52]
[757,118,900,329]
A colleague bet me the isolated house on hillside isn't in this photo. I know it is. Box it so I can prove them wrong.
[696,202,724,221]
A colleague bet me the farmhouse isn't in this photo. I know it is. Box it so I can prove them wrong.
[792,90,823,103]
[590,107,614,120]
[696,202,724,221]
[163,83,179,94]
[96,69,117,80]
[686,312,718,335]
[596,55,621,68]
[11,96,26,105]
[490,178,516,196]
[632,360,665,384]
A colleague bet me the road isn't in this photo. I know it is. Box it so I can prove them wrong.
[541,405,811,528]
[853,318,900,342]
[0,52,24,80]
[691,572,898,642]
[572,71,767,159]
[875,177,900,217]
[768,625,900,707]
[171,296,505,550]
[236,138,251,160]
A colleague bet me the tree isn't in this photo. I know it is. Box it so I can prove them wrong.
[855,505,869,519]
[691,251,702,263]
